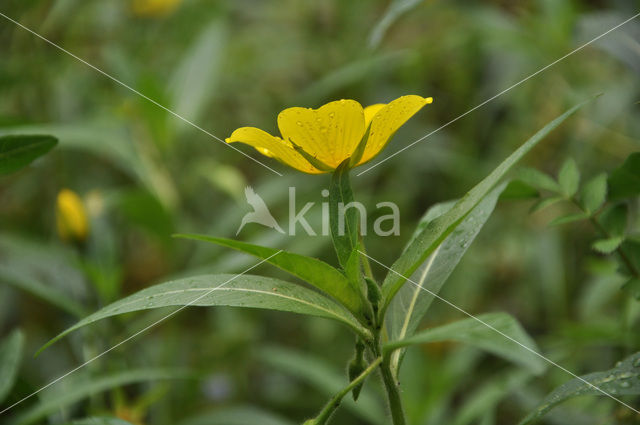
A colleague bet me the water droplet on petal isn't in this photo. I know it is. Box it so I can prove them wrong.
[296,121,303,126]
[329,112,335,118]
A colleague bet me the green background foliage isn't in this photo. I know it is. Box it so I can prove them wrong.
[1,0,639,424]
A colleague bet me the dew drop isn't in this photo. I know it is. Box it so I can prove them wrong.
[619,380,631,388]
[328,112,335,118]
[320,126,328,134]
[296,121,303,126]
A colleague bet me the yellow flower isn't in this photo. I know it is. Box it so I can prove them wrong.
[226,95,433,174]
[56,189,89,243]
[131,0,182,17]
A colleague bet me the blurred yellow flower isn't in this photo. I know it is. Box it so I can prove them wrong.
[226,95,433,174]
[56,189,89,243]
[131,0,182,17]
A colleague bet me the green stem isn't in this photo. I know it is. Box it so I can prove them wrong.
[380,355,406,425]
[312,357,382,424]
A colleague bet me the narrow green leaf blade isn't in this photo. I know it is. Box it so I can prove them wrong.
[518,351,640,425]
[380,100,590,310]
[41,274,366,352]
[384,313,546,374]
[0,135,57,176]
[387,184,506,374]
[330,160,359,269]
[11,369,188,425]
[0,330,24,404]
[558,158,580,197]
[174,234,363,314]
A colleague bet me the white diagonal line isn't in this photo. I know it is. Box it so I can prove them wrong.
[357,11,640,176]
[0,251,282,416]
[0,11,283,177]
[359,250,640,416]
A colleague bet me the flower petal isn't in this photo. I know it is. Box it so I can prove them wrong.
[358,95,432,165]
[226,127,322,174]
[364,103,385,128]
[277,99,365,168]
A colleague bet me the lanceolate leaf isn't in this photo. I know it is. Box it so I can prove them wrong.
[384,313,546,374]
[0,330,25,404]
[41,274,368,352]
[518,351,640,425]
[174,234,363,315]
[11,369,189,425]
[330,160,359,269]
[387,184,506,374]
[380,100,590,313]
[0,135,57,176]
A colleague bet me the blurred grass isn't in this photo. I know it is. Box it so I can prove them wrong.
[1,0,639,424]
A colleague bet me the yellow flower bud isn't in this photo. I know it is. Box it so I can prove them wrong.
[56,189,89,243]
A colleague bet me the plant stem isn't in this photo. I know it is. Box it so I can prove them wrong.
[312,357,382,424]
[380,355,406,425]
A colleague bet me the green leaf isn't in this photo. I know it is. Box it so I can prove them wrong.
[260,347,385,425]
[380,100,590,311]
[549,212,590,226]
[0,264,86,317]
[330,160,359,269]
[452,370,533,425]
[622,277,640,300]
[0,330,24,404]
[500,180,539,200]
[580,172,608,214]
[591,236,624,254]
[384,313,546,374]
[368,0,426,48]
[174,234,363,315]
[597,203,628,236]
[0,135,57,176]
[170,19,226,133]
[529,196,563,213]
[62,418,135,425]
[387,185,506,374]
[608,152,640,200]
[518,351,640,425]
[558,158,580,197]
[517,167,561,193]
[176,406,295,425]
[10,369,188,425]
[41,274,368,352]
